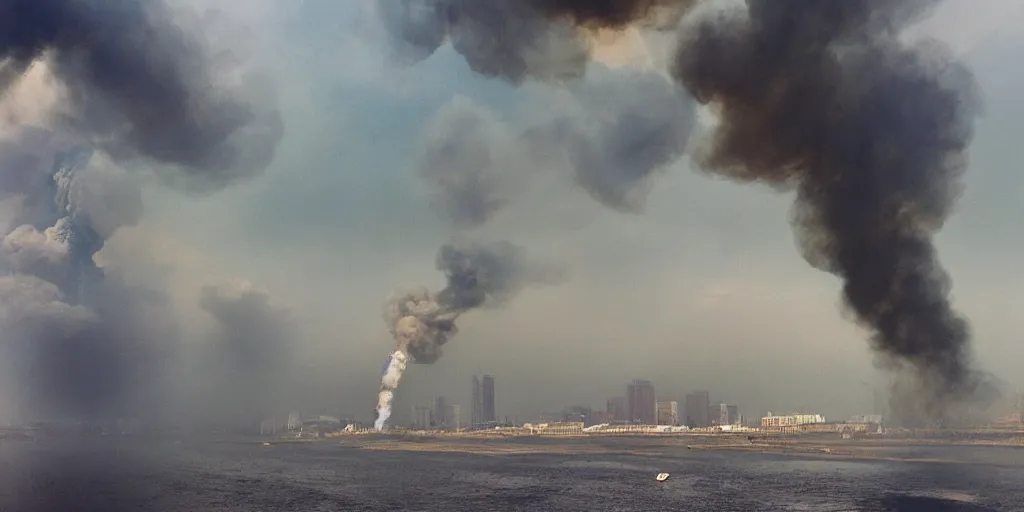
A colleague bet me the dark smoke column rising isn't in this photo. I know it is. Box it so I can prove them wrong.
[670,0,986,419]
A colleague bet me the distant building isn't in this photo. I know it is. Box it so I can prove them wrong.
[657,401,679,426]
[287,411,302,431]
[627,380,657,425]
[412,405,433,429]
[848,414,883,424]
[471,374,496,427]
[685,391,711,427]
[562,405,597,426]
[607,397,627,422]
[434,397,448,428]
[446,404,461,430]
[761,413,826,428]
[718,403,739,426]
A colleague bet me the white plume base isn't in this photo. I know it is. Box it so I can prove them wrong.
[374,349,408,430]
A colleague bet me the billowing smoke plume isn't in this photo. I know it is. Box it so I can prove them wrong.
[198,282,296,425]
[524,71,695,212]
[0,133,174,418]
[377,0,694,82]
[419,71,695,221]
[381,0,993,422]
[417,97,512,228]
[0,0,283,190]
[670,0,988,419]
[374,240,565,428]
[0,1,283,420]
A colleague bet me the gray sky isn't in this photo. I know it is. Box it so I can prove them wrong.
[2,0,1021,425]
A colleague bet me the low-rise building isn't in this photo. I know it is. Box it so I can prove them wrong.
[761,413,826,428]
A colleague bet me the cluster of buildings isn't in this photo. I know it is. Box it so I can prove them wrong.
[592,380,744,428]
[409,373,496,430]
[400,378,1024,433]
[411,396,462,430]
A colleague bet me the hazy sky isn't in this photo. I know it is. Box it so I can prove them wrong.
[4,0,1022,425]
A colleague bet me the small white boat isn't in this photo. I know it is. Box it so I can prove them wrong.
[655,473,670,482]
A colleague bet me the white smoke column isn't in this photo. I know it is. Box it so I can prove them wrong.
[371,242,564,430]
[374,348,409,430]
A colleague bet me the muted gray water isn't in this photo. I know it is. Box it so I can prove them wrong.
[0,437,1021,511]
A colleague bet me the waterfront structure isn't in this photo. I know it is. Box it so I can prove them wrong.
[848,414,883,424]
[656,401,679,426]
[685,391,711,427]
[627,379,657,425]
[761,413,826,427]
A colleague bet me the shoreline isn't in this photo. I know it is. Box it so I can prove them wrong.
[255,433,1024,467]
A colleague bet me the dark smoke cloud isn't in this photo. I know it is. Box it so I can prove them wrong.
[436,239,566,309]
[199,283,296,424]
[0,0,289,424]
[377,0,696,83]
[384,0,994,421]
[670,0,988,417]
[523,0,697,29]
[0,136,176,419]
[419,71,695,221]
[525,71,695,212]
[386,240,565,363]
[378,0,589,82]
[417,96,510,228]
[0,0,284,189]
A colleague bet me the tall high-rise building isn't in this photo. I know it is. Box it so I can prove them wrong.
[482,375,496,423]
[685,391,711,427]
[412,405,433,429]
[434,396,448,428]
[607,397,627,422]
[657,401,679,426]
[718,403,739,425]
[446,404,461,430]
[627,379,657,425]
[471,374,496,426]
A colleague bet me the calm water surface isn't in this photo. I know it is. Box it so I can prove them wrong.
[0,437,1021,511]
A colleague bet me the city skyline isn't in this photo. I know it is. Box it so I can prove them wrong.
[388,375,771,429]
